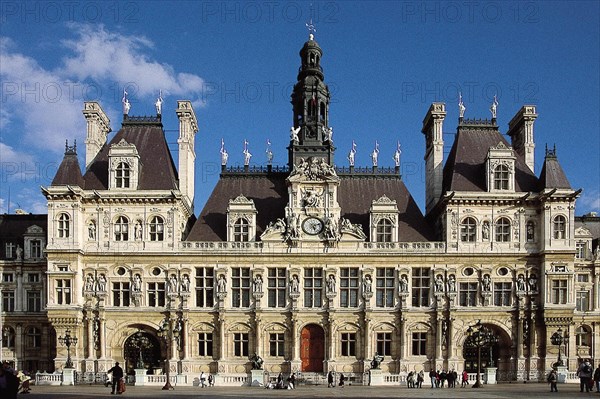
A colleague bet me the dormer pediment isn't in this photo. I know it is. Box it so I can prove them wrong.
[108,140,140,190]
[486,142,516,192]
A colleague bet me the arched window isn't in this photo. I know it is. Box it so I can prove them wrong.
[575,326,591,347]
[114,216,129,241]
[526,221,535,242]
[149,216,164,241]
[553,215,566,239]
[376,218,393,242]
[57,213,70,238]
[115,162,130,188]
[460,217,477,242]
[495,217,511,242]
[26,327,42,348]
[493,164,509,190]
[233,218,249,242]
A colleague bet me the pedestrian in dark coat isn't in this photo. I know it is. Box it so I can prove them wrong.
[107,362,124,394]
[0,363,20,399]
[327,371,335,387]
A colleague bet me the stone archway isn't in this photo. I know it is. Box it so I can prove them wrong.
[462,323,512,381]
[300,324,325,372]
[123,330,162,376]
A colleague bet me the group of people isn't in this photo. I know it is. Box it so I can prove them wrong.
[428,369,466,388]
[574,359,600,393]
[406,370,424,388]
[199,371,214,387]
[0,362,31,398]
[327,371,346,387]
[265,372,295,389]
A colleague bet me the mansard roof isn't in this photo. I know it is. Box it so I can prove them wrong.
[50,119,179,191]
[443,120,539,192]
[0,214,47,242]
[538,151,571,190]
[186,171,433,242]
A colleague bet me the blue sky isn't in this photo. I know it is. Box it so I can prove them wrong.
[1,1,599,215]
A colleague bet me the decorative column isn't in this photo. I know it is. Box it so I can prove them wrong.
[86,314,94,359]
[99,317,106,359]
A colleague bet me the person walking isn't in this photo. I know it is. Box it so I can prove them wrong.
[0,362,20,399]
[578,359,593,392]
[208,373,214,387]
[107,362,124,395]
[338,373,346,387]
[594,364,600,393]
[417,370,424,388]
[547,368,558,392]
[461,370,469,387]
[429,369,436,388]
[327,371,335,387]
[288,373,296,389]
[200,371,206,388]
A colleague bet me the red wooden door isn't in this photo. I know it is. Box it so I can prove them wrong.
[300,324,324,372]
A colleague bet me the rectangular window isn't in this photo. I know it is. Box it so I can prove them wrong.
[112,282,131,307]
[2,291,15,312]
[268,268,287,308]
[412,268,430,307]
[303,268,323,308]
[576,242,585,259]
[27,328,42,348]
[56,279,71,305]
[376,332,392,356]
[27,290,42,312]
[577,274,589,283]
[231,268,250,308]
[195,267,214,307]
[340,332,356,356]
[376,268,395,308]
[147,282,166,307]
[412,332,427,356]
[5,242,15,259]
[198,333,213,356]
[459,282,478,307]
[493,282,512,306]
[576,291,590,311]
[340,268,359,308]
[234,332,249,357]
[30,240,42,258]
[3,273,14,283]
[551,280,568,304]
[28,273,40,283]
[269,333,285,357]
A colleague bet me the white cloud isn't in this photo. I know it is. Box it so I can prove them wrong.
[0,142,35,165]
[579,189,600,213]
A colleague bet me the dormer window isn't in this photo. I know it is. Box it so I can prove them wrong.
[493,165,509,190]
[495,217,511,242]
[115,162,130,188]
[486,142,516,192]
[553,215,566,239]
[233,218,250,242]
[114,216,129,241]
[149,216,164,241]
[376,219,393,242]
[57,213,70,238]
[460,217,477,242]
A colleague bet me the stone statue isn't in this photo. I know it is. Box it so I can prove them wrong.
[16,245,23,261]
[302,188,320,208]
[290,126,300,142]
[155,91,163,115]
[265,142,273,164]
[250,353,263,370]
[393,142,401,167]
[122,90,131,115]
[217,275,227,293]
[370,142,379,167]
[399,275,409,293]
[516,274,526,291]
[169,274,178,293]
[97,274,107,292]
[458,92,466,118]
[181,275,190,292]
[348,141,356,166]
[362,275,372,293]
[290,275,299,293]
[528,274,537,292]
[325,126,333,143]
[134,222,142,240]
[327,274,336,293]
[85,274,95,291]
[482,274,491,292]
[434,274,445,292]
[220,139,228,166]
[133,274,142,292]
[370,352,384,369]
[253,275,263,293]
[447,275,456,292]
[243,146,252,166]
[88,222,96,240]
[324,218,338,241]
[482,221,490,240]
[489,95,498,118]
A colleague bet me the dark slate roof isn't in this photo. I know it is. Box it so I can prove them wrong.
[538,154,571,190]
[575,215,600,240]
[443,122,539,193]
[51,120,179,190]
[0,214,47,258]
[187,172,433,242]
[52,151,84,187]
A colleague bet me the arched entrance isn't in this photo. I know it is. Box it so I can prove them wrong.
[123,331,162,376]
[462,324,511,380]
[300,324,324,372]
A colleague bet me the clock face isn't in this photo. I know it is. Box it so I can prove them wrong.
[302,217,324,235]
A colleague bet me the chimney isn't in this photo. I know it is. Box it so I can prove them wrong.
[83,101,111,169]
[422,102,446,214]
[176,100,199,211]
[507,105,538,173]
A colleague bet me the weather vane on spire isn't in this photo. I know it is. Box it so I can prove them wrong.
[305,18,316,40]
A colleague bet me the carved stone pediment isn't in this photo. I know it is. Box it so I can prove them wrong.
[26,225,44,234]
[575,226,592,237]
[287,157,339,183]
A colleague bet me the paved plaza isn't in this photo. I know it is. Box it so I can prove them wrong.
[23,383,599,399]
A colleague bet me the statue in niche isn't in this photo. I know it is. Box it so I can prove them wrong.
[217,275,227,293]
[85,274,95,291]
[327,274,336,293]
[528,274,537,292]
[134,222,142,240]
[16,245,23,261]
[96,274,107,292]
[133,274,142,292]
[88,221,96,240]
[168,274,178,293]
[362,275,372,294]
[516,274,526,291]
[434,274,445,292]
[181,275,190,292]
[253,275,263,293]
[290,275,300,294]
[482,274,491,292]
[399,275,409,293]
[482,221,490,240]
[447,275,456,292]
[290,126,300,142]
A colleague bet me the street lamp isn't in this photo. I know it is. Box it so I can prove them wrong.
[550,328,564,367]
[58,329,78,369]
[465,320,497,388]
[132,330,149,369]
[157,318,174,390]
